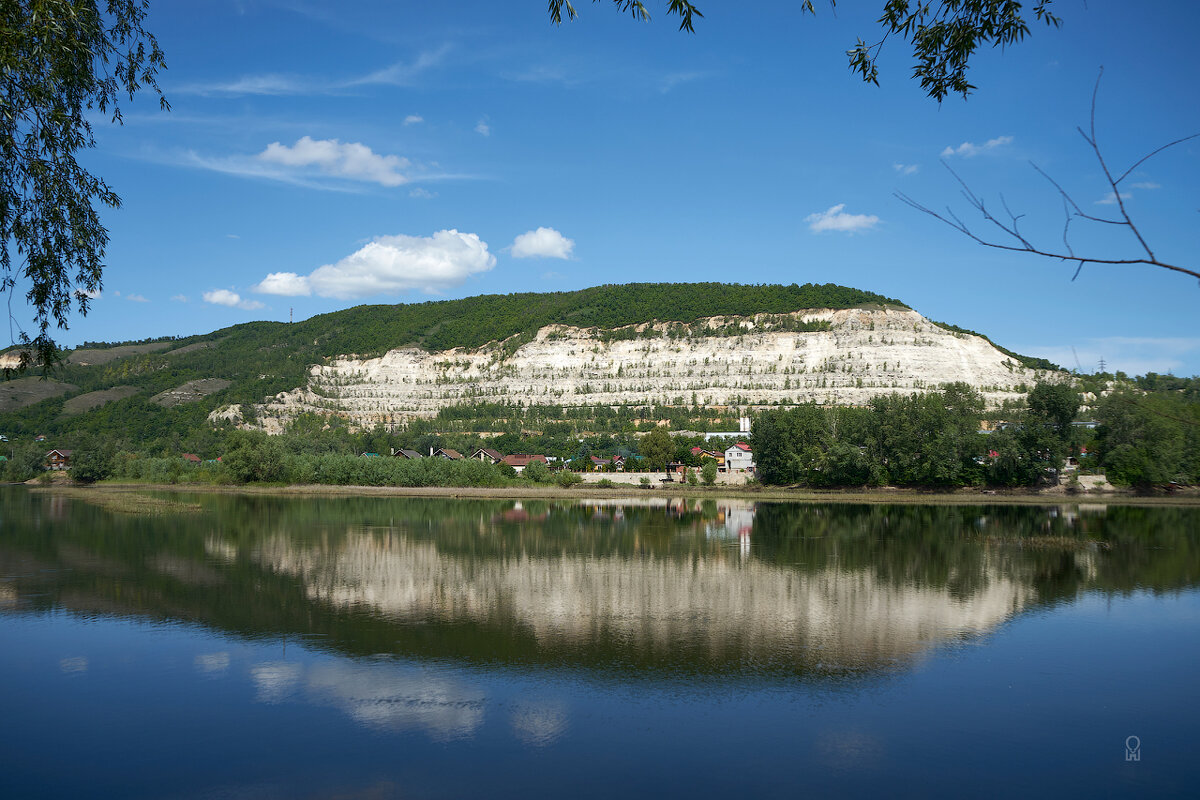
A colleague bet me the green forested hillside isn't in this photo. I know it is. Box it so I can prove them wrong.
[0,282,907,447]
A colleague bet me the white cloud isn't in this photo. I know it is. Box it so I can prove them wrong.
[171,294,188,303]
[660,71,709,93]
[258,136,410,187]
[178,73,312,97]
[80,287,102,300]
[404,114,424,126]
[1130,181,1161,190]
[177,46,451,97]
[343,46,452,88]
[126,293,149,303]
[203,289,265,310]
[941,135,1013,158]
[511,227,575,259]
[1095,191,1132,206]
[475,118,491,137]
[409,187,436,199]
[252,230,495,300]
[805,204,880,234]
[253,272,313,297]
[893,163,919,176]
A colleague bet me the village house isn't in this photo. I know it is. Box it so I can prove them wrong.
[471,447,503,464]
[46,449,73,470]
[391,448,423,459]
[501,454,548,474]
[432,448,463,460]
[724,442,755,473]
[690,446,725,469]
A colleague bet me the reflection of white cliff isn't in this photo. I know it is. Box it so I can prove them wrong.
[253,531,1037,669]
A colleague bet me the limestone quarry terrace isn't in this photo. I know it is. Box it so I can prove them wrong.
[213,307,1058,433]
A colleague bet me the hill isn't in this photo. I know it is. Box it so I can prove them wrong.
[0,282,1057,447]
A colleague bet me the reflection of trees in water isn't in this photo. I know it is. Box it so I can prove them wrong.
[2,488,1199,677]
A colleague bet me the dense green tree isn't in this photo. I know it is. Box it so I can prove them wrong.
[68,434,115,484]
[867,386,985,487]
[984,427,1042,487]
[1027,381,1079,450]
[3,441,46,481]
[1095,391,1195,489]
[638,427,673,470]
[756,385,988,488]
[700,459,717,486]
[980,381,1078,487]
[523,458,550,483]
[222,430,284,483]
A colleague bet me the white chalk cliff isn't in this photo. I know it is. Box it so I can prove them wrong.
[211,307,1053,432]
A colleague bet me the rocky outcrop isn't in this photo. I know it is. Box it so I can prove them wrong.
[211,308,1053,432]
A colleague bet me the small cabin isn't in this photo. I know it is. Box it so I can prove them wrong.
[46,449,74,470]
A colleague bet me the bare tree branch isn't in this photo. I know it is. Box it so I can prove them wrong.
[897,69,1200,284]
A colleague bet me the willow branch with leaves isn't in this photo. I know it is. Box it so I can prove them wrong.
[1,0,168,372]
[550,1,1062,102]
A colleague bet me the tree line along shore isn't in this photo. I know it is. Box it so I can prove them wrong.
[7,375,1197,494]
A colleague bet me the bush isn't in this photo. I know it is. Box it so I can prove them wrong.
[4,442,46,482]
[597,478,615,488]
[68,436,115,484]
[523,458,549,483]
[222,430,285,483]
[701,461,718,486]
[554,470,582,488]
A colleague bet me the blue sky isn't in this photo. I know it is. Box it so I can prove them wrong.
[51,1,1200,376]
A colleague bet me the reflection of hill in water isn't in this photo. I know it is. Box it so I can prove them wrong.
[4,490,1200,680]
[254,530,1037,674]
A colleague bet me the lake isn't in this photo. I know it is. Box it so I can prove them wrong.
[1,488,1198,798]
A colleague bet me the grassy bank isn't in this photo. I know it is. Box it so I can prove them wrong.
[71,480,1200,508]
[31,486,203,514]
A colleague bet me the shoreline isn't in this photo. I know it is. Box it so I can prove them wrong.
[31,480,1200,507]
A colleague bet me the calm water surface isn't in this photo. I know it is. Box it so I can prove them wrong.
[1,488,1198,798]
